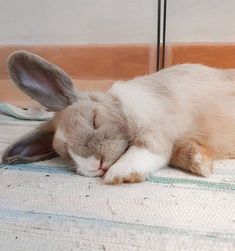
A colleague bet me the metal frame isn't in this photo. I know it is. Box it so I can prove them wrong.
[156,0,167,71]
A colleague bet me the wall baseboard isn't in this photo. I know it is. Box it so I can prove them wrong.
[0,79,114,107]
[1,43,235,106]
[0,44,154,80]
[1,43,235,79]
[167,43,235,69]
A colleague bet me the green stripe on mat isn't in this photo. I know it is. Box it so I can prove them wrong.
[2,163,235,192]
[149,176,235,192]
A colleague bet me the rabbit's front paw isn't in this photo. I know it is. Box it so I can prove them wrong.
[103,165,147,185]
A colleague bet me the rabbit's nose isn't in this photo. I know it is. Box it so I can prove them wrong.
[99,157,108,171]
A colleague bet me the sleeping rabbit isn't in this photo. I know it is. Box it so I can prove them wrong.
[2,51,235,184]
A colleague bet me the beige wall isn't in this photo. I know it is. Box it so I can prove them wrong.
[167,0,235,43]
[0,0,235,44]
[0,0,157,44]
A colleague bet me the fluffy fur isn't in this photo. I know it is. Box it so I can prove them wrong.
[3,51,235,184]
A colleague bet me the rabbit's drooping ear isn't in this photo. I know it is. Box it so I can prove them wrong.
[2,122,57,165]
[8,51,77,111]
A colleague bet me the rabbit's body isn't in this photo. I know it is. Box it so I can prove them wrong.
[101,64,235,182]
[110,64,235,160]
[3,51,235,184]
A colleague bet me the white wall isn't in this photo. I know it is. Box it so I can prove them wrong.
[167,0,235,43]
[0,0,157,44]
[0,0,235,44]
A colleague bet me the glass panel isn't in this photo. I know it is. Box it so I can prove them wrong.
[165,0,235,68]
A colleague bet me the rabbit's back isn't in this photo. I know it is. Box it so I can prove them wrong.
[110,64,235,159]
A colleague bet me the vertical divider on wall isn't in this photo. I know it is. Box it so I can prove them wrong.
[156,0,167,71]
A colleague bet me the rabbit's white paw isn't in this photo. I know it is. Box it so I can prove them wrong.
[103,164,147,184]
[103,147,167,185]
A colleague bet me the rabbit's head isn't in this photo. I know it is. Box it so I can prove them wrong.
[2,51,129,176]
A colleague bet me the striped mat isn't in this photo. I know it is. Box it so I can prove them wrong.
[0,109,235,250]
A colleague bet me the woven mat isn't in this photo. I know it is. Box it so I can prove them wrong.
[0,107,234,250]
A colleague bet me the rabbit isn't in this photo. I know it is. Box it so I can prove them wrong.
[2,50,235,184]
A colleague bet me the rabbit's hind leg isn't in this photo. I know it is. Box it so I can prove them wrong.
[170,138,214,177]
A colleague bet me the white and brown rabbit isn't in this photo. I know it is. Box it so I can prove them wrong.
[2,51,235,184]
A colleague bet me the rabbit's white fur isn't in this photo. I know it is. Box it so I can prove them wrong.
[104,147,166,184]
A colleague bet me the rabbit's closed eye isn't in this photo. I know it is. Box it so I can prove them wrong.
[93,110,100,129]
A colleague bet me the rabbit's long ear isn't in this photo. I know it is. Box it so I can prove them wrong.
[8,51,77,111]
[2,121,57,165]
